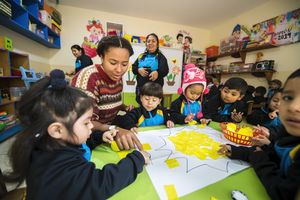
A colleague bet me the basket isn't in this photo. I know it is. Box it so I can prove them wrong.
[220,123,260,146]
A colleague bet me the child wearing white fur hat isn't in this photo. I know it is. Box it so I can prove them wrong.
[170,64,211,124]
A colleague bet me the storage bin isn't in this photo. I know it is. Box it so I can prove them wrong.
[9,87,26,101]
[206,46,219,57]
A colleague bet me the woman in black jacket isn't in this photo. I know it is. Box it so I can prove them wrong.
[132,33,169,104]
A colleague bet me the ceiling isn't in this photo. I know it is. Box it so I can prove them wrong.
[56,0,269,28]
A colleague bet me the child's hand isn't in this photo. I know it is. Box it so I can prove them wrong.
[130,127,138,134]
[125,105,135,112]
[218,144,232,156]
[251,135,271,146]
[184,113,195,123]
[253,125,270,137]
[139,150,150,165]
[268,110,279,119]
[102,129,118,144]
[200,118,211,125]
[231,111,243,122]
[166,120,174,128]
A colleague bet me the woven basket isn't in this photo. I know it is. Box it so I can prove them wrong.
[220,123,259,146]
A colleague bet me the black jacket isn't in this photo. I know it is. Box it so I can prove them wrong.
[26,144,144,200]
[75,54,93,73]
[170,95,202,124]
[202,92,246,122]
[113,106,172,129]
[229,129,300,200]
[132,51,169,88]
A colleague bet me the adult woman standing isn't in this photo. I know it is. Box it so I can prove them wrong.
[70,44,93,74]
[71,36,141,150]
[132,33,169,103]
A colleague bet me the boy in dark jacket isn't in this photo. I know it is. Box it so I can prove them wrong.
[114,82,174,132]
[202,77,248,123]
[219,69,300,200]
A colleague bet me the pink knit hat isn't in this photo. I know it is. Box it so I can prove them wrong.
[178,64,208,94]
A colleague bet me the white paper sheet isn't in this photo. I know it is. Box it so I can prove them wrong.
[137,125,249,200]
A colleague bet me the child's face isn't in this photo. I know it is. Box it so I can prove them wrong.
[185,84,204,101]
[269,82,279,89]
[268,92,281,111]
[140,95,161,112]
[279,77,300,137]
[177,36,183,44]
[220,87,243,103]
[184,38,190,44]
[72,108,94,144]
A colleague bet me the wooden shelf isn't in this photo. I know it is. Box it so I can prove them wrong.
[0,99,19,106]
[207,70,276,82]
[207,44,278,62]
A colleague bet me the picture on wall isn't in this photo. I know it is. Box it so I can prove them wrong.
[106,22,123,37]
[251,8,300,46]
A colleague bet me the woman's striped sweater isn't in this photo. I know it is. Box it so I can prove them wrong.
[71,64,123,124]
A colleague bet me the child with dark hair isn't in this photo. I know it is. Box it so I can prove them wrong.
[171,64,211,125]
[173,33,183,49]
[218,68,300,200]
[70,44,93,74]
[252,86,267,109]
[247,89,282,127]
[183,36,193,64]
[114,82,174,133]
[242,85,255,115]
[1,69,149,200]
[203,77,248,123]
[267,79,282,100]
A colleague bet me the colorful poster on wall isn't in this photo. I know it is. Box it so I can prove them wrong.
[81,19,105,58]
[251,8,300,46]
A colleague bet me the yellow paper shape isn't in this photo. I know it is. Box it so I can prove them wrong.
[238,127,253,136]
[164,184,179,200]
[188,120,197,125]
[197,124,206,128]
[111,141,120,152]
[142,143,152,150]
[210,196,218,200]
[117,150,131,159]
[165,159,180,169]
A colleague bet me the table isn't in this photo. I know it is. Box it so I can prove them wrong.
[92,122,270,200]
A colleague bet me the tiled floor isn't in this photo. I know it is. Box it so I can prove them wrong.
[0,136,25,191]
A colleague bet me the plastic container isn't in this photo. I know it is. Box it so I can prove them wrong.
[9,87,26,101]
[206,46,219,57]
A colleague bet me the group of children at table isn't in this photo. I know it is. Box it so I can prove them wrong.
[1,35,299,200]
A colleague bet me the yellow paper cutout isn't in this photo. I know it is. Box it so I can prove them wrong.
[142,143,152,150]
[168,130,221,160]
[188,120,197,125]
[210,196,218,200]
[117,150,131,159]
[165,159,180,169]
[197,123,206,128]
[164,184,179,200]
[111,141,120,152]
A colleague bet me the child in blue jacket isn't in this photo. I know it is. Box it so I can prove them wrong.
[114,82,174,132]
[219,68,300,200]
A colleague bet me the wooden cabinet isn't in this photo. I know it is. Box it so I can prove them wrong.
[0,48,29,141]
[206,44,277,82]
[0,0,61,48]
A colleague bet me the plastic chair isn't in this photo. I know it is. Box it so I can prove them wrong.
[19,67,40,89]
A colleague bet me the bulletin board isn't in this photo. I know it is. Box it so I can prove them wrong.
[123,43,183,94]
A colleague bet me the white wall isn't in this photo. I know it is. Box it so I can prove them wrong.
[48,4,211,71]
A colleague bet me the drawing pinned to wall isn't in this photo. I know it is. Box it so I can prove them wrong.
[106,22,123,37]
[82,19,105,58]
[126,63,136,85]
[137,126,249,200]
[167,58,181,86]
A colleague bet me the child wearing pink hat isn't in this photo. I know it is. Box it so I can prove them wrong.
[170,64,211,124]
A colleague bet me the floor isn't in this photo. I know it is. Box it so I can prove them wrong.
[0,136,25,192]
